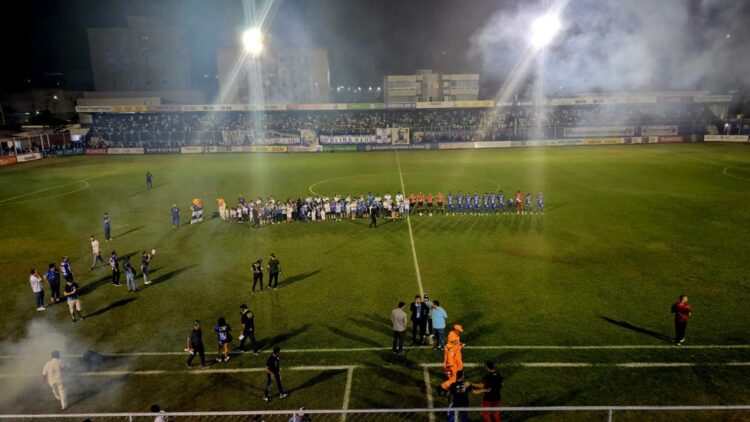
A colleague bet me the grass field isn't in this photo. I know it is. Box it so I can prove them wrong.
[1,144,749,419]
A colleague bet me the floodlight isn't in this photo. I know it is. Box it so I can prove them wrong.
[242,28,264,56]
[531,14,561,49]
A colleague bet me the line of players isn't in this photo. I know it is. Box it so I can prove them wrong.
[218,190,544,225]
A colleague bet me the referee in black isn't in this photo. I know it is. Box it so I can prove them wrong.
[369,204,379,228]
[262,347,287,401]
[252,258,263,294]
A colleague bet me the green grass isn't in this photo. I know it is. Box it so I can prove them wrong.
[1,144,749,418]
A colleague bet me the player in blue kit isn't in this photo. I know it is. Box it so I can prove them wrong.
[536,191,544,214]
[482,192,489,213]
[61,256,74,283]
[506,197,514,213]
[489,192,497,213]
[472,191,480,214]
[171,204,180,227]
[497,191,505,213]
[456,191,464,214]
[447,192,454,214]
[524,193,533,214]
[103,213,111,241]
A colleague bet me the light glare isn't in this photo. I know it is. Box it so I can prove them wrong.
[242,28,264,56]
[531,14,561,48]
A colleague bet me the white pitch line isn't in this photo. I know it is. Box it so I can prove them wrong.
[0,365,357,379]
[423,366,436,422]
[420,362,750,369]
[341,367,354,422]
[722,165,750,181]
[1,344,750,359]
[395,151,425,296]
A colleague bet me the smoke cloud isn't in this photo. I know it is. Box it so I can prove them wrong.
[471,0,750,94]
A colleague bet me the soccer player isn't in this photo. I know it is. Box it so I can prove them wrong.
[483,192,489,213]
[171,204,180,227]
[90,236,104,269]
[497,191,505,214]
[536,191,544,214]
[215,317,232,362]
[447,191,454,214]
[268,253,281,290]
[61,256,74,283]
[515,191,523,215]
[263,347,288,401]
[426,193,434,216]
[507,197,515,214]
[141,251,152,285]
[489,191,497,213]
[63,277,83,323]
[42,351,68,410]
[238,304,259,355]
[408,192,416,215]
[109,251,121,286]
[252,259,263,294]
[471,361,504,422]
[671,295,692,344]
[103,213,111,241]
[44,263,61,304]
[436,192,445,215]
[473,191,480,214]
[417,192,424,216]
[524,193,533,214]
[456,191,464,214]
[146,170,153,189]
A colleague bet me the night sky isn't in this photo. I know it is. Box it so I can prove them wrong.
[2,0,748,95]
[0,0,505,93]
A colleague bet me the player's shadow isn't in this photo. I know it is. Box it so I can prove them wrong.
[276,270,321,290]
[599,316,674,343]
[115,225,144,238]
[286,368,344,394]
[85,298,137,319]
[349,313,391,334]
[129,183,168,197]
[141,264,198,287]
[260,324,311,350]
[327,325,382,347]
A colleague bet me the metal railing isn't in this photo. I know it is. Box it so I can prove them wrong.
[2,405,749,421]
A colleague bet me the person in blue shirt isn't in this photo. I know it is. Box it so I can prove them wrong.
[44,263,61,303]
[447,191,454,214]
[61,256,74,283]
[109,251,121,286]
[171,204,180,228]
[238,195,246,205]
[482,192,489,212]
[141,251,152,285]
[489,192,497,212]
[146,171,153,189]
[103,213,111,241]
[498,191,505,213]
[456,191,464,214]
[431,300,448,351]
[506,197,515,213]
[537,191,544,214]
[473,192,480,213]
[525,193,533,214]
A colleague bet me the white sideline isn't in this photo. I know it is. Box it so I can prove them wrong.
[395,151,425,296]
[1,344,749,359]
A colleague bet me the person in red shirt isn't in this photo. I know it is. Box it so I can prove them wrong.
[515,191,523,214]
[408,193,416,215]
[426,193,434,215]
[436,192,445,214]
[416,192,425,215]
[671,295,692,344]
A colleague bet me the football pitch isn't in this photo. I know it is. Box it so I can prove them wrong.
[1,144,749,418]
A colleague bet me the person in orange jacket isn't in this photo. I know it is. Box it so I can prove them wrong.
[441,325,465,390]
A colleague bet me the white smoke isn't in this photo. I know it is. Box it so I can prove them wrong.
[471,0,750,94]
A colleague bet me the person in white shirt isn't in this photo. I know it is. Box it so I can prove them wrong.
[90,236,104,269]
[29,269,45,311]
[42,351,67,410]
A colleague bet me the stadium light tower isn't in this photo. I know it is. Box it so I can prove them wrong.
[531,13,561,49]
[242,28,264,57]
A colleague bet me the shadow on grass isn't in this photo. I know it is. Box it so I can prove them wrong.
[599,316,674,343]
[85,298,137,319]
[286,368,344,394]
[140,264,198,288]
[259,324,311,350]
[129,183,168,197]
[327,326,382,347]
[276,270,321,290]
[81,251,140,295]
[115,225,144,238]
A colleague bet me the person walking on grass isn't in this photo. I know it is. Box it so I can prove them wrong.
[471,361,504,422]
[30,268,45,311]
[268,253,281,290]
[671,294,692,345]
[252,258,264,294]
[263,347,288,401]
[110,251,121,286]
[146,170,153,189]
[432,300,448,351]
[238,304,259,355]
[42,351,68,410]
[103,212,112,241]
[90,236,104,269]
[44,263,61,304]
[447,370,473,422]
[171,204,180,227]
[369,203,378,228]
[391,301,407,355]
[123,257,137,292]
[141,251,152,285]
[186,320,206,369]
[410,295,429,345]
[63,278,83,323]
[215,317,232,362]
[61,256,74,283]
